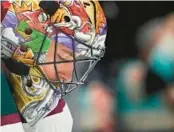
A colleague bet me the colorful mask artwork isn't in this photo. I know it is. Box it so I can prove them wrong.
[1,0,107,125]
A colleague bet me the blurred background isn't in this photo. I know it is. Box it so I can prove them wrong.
[65,2,174,132]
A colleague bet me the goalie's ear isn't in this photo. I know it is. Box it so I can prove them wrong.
[39,1,60,16]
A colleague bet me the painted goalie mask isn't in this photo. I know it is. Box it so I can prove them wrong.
[1,0,107,125]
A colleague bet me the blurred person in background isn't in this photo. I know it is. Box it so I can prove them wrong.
[164,84,174,112]
[81,81,115,132]
[136,13,174,100]
[115,59,174,132]
[67,80,116,132]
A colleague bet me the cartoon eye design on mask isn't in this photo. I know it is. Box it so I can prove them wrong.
[22,75,49,97]
[38,12,48,23]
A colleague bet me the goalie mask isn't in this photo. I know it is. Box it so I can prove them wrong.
[1,0,107,125]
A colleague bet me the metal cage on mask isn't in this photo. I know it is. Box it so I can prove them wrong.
[34,23,105,98]
[1,1,106,99]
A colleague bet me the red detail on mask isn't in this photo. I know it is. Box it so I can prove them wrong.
[1,1,11,22]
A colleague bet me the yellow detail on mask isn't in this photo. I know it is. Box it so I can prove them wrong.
[10,66,49,113]
[81,0,106,34]
[14,27,30,40]
[9,0,40,13]
[12,47,35,65]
